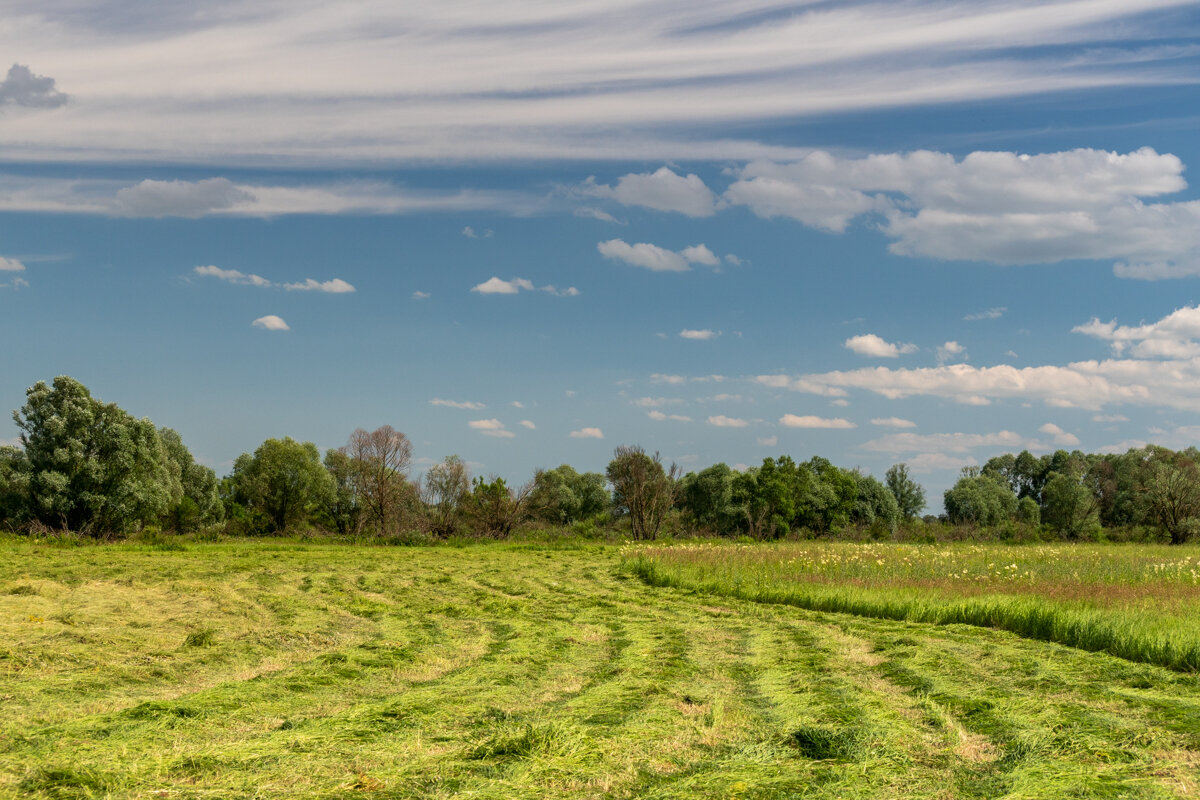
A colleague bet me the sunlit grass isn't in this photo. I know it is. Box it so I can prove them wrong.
[2,539,1200,798]
[625,541,1200,671]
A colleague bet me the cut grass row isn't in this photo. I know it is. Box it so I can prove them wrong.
[625,541,1200,672]
[2,540,1199,798]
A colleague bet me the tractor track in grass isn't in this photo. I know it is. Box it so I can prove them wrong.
[1,541,1199,798]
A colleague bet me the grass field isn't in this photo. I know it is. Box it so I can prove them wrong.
[2,539,1200,799]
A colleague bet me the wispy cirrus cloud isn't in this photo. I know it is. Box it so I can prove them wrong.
[1,3,1193,163]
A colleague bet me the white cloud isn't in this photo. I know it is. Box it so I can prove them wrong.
[845,334,917,358]
[510,401,525,409]
[680,329,719,341]
[252,315,289,331]
[707,415,748,428]
[283,278,356,294]
[430,398,486,410]
[412,290,431,299]
[964,307,1006,321]
[470,276,577,296]
[757,436,778,447]
[648,411,691,422]
[195,265,272,288]
[725,148,1200,277]
[0,276,29,290]
[462,226,477,238]
[906,453,978,473]
[519,420,536,430]
[574,207,623,224]
[1074,305,1200,358]
[634,397,682,408]
[569,427,604,439]
[871,417,916,428]
[780,414,855,429]
[937,341,967,364]
[582,168,717,217]
[1093,414,1129,423]
[469,418,515,438]
[597,239,721,273]
[863,430,1039,455]
[0,257,26,272]
[679,244,720,267]
[471,276,533,295]
[1039,423,1081,446]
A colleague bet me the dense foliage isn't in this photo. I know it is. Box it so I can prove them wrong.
[4,376,1200,543]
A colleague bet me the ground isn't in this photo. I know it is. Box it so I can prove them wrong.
[1,539,1198,799]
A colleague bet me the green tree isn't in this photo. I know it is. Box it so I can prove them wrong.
[225,437,332,533]
[678,463,739,534]
[852,471,900,535]
[466,476,532,538]
[885,462,926,520]
[529,464,608,525]
[423,455,470,536]
[730,457,798,540]
[13,376,173,534]
[0,445,30,527]
[1041,469,1100,539]
[319,448,363,536]
[1139,449,1200,544]
[944,469,1018,526]
[158,427,222,531]
[343,425,414,534]
[607,445,677,540]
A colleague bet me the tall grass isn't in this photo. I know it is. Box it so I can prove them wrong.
[626,541,1200,672]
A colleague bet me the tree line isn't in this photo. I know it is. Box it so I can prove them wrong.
[1,376,1197,543]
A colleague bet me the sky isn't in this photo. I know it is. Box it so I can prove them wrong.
[3,1,1200,508]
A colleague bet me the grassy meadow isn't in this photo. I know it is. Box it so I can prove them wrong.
[1,538,1200,798]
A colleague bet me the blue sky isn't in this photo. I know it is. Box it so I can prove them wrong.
[3,1,1200,507]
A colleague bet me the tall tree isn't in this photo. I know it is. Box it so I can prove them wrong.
[885,462,926,520]
[423,455,470,536]
[606,445,677,540]
[13,376,173,534]
[226,437,332,533]
[343,425,413,534]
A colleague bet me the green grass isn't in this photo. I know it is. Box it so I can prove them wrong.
[0,539,1198,798]
[626,541,1200,671]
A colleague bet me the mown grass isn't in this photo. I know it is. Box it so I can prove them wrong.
[626,541,1200,671]
[0,539,1198,798]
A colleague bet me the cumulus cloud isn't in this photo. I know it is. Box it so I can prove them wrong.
[937,341,967,364]
[471,276,578,296]
[725,148,1200,277]
[195,265,272,288]
[0,257,26,272]
[1039,422,1081,446]
[648,411,692,422]
[707,415,748,428]
[252,315,289,331]
[845,334,917,358]
[780,414,855,429]
[634,397,682,408]
[680,329,719,341]
[871,417,916,428]
[581,168,717,217]
[1093,414,1129,423]
[650,374,687,385]
[597,239,722,273]
[0,64,68,109]
[195,265,354,294]
[412,291,431,299]
[964,307,1006,321]
[284,278,356,293]
[862,430,1039,455]
[1074,305,1200,358]
[469,418,515,438]
[430,398,486,410]
[569,427,604,439]
[519,420,536,429]
[906,453,979,473]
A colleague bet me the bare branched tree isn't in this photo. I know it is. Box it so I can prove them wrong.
[344,425,413,534]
